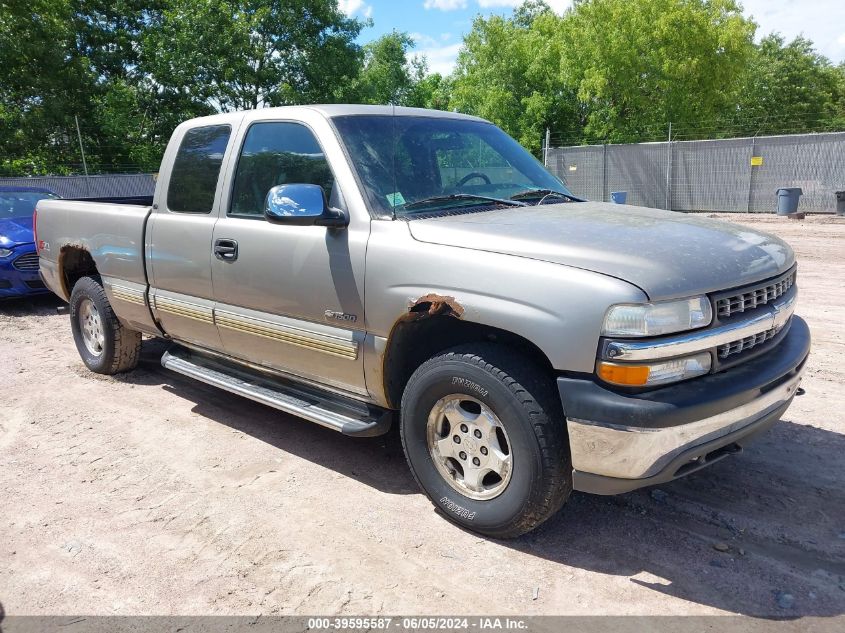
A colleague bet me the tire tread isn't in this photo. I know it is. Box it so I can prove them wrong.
[70,276,141,374]
[401,343,572,538]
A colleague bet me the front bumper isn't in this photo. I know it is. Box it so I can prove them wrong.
[559,315,810,494]
[0,245,48,299]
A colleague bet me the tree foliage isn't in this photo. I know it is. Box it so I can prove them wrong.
[1,0,844,175]
[729,34,845,136]
[144,0,365,112]
[560,0,755,142]
[450,0,845,148]
[450,2,579,153]
[351,31,448,108]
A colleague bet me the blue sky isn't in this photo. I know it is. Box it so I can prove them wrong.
[337,0,845,75]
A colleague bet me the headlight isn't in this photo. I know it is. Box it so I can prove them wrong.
[597,352,712,387]
[0,248,13,258]
[602,296,712,337]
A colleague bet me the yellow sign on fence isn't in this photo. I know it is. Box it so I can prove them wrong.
[751,156,764,166]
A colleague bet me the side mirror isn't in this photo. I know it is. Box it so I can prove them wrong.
[263,184,348,228]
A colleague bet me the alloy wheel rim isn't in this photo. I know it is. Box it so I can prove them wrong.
[79,298,105,356]
[426,394,513,501]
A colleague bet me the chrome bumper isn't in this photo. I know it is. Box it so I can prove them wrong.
[567,363,805,480]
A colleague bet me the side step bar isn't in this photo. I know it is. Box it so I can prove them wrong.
[161,347,392,437]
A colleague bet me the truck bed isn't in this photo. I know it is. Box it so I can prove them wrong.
[35,199,152,300]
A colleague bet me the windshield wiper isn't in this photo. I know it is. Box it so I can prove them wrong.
[509,188,581,203]
[403,193,527,212]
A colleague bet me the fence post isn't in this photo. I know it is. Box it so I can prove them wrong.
[74,115,92,197]
[543,128,550,166]
[746,135,756,213]
[665,122,672,210]
[602,143,608,203]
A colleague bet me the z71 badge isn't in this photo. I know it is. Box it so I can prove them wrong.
[324,310,357,323]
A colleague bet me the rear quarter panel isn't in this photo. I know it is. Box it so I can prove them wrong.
[36,198,152,302]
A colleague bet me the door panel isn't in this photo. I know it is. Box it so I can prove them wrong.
[211,218,368,394]
[210,119,368,394]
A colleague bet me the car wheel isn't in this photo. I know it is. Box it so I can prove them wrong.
[400,343,572,538]
[69,276,141,374]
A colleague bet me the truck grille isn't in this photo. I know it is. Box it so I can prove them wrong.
[718,325,782,359]
[716,270,795,318]
[12,252,40,271]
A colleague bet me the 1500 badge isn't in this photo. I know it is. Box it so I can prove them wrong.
[324,309,357,323]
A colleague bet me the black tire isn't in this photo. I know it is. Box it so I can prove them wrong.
[69,276,141,374]
[400,343,572,538]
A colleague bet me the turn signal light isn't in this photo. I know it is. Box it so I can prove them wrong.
[597,362,651,386]
[597,352,712,387]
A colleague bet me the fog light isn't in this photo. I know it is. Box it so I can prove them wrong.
[597,352,712,387]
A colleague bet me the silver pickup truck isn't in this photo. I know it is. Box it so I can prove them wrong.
[36,105,809,537]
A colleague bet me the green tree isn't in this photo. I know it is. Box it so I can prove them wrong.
[730,34,845,136]
[0,0,95,174]
[408,72,452,110]
[560,0,756,142]
[143,0,366,112]
[449,1,579,154]
[354,31,425,105]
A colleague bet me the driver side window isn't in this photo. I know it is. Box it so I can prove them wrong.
[229,122,335,217]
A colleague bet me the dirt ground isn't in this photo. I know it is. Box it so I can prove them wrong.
[1,213,844,618]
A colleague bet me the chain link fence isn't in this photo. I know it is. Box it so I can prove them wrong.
[0,173,156,199]
[546,131,845,213]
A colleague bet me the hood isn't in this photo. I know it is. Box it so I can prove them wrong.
[0,216,35,248]
[407,202,794,300]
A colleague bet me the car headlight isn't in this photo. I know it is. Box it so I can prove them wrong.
[0,248,13,258]
[597,352,712,387]
[602,296,712,337]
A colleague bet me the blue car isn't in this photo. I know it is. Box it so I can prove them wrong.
[0,186,60,299]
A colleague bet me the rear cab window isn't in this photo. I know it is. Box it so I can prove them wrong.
[167,125,232,213]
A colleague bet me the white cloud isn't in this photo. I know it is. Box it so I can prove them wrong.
[412,42,463,75]
[338,0,372,18]
[423,0,468,11]
[410,32,446,48]
[741,0,845,62]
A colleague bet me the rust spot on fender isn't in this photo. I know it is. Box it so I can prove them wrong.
[407,293,465,319]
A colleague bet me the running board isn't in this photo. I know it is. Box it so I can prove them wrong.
[161,348,392,437]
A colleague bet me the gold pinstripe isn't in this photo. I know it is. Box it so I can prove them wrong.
[153,295,214,324]
[110,285,146,306]
[214,310,358,360]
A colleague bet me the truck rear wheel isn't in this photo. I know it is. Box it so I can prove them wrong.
[69,276,141,374]
[400,343,572,538]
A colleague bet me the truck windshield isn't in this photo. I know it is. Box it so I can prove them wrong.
[0,191,58,219]
[331,115,574,217]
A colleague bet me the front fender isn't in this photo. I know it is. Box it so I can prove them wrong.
[365,220,647,374]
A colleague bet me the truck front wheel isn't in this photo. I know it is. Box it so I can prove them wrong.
[400,344,572,538]
[69,276,141,374]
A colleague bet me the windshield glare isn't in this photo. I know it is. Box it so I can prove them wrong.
[332,115,573,216]
[0,192,57,219]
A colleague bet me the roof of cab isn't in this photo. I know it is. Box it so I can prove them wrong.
[179,104,487,129]
[304,104,486,122]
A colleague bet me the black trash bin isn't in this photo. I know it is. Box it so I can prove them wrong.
[836,191,845,216]
[776,187,802,215]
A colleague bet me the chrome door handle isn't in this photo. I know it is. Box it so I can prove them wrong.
[214,238,238,261]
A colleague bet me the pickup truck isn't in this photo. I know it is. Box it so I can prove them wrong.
[35,105,809,537]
